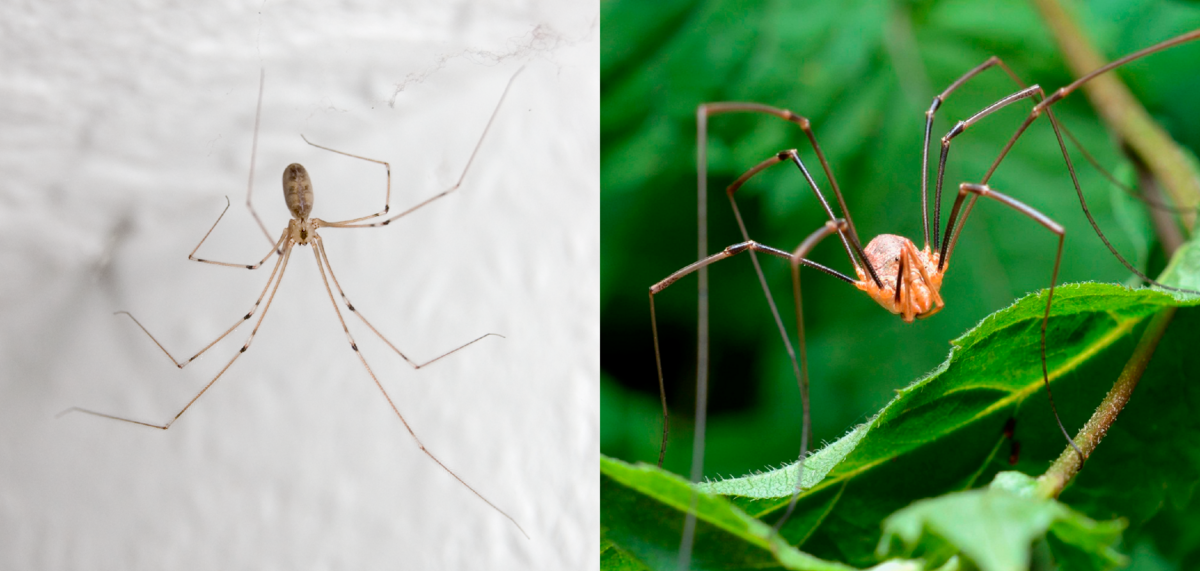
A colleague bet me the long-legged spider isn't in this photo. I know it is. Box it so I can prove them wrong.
[649,27,1200,563]
[59,67,528,538]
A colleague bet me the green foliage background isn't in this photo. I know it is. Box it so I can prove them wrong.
[601,0,1200,566]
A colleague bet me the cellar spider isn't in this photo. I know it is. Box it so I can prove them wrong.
[649,27,1200,558]
[58,67,528,538]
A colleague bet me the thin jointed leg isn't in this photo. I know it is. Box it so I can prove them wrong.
[922,56,1027,248]
[932,85,1045,251]
[244,68,278,250]
[323,67,524,229]
[59,241,297,429]
[941,182,1082,462]
[771,220,854,532]
[116,230,292,369]
[313,238,501,369]
[300,135,391,225]
[971,30,1200,295]
[699,103,865,250]
[309,237,527,538]
[681,107,861,564]
[189,198,285,269]
[650,240,796,468]
[725,150,880,287]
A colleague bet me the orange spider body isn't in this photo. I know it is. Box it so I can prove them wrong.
[853,234,945,323]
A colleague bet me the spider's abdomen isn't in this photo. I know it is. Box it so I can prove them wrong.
[283,163,314,220]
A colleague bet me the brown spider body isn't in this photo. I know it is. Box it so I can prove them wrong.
[283,163,315,220]
[853,234,945,323]
[283,163,322,246]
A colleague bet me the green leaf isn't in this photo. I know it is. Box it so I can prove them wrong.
[877,472,1126,571]
[691,281,1198,564]
[601,0,1200,489]
[603,237,1200,568]
[601,455,864,571]
[602,535,653,571]
[1158,222,1200,290]
[602,1,1200,566]
[698,422,869,499]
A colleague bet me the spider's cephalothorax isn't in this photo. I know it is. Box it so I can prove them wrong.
[854,234,944,322]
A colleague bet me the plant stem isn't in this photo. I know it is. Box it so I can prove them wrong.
[1029,0,1200,499]
[1031,0,1200,232]
[1035,306,1176,498]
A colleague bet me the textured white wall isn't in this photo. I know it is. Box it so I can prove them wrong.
[0,1,597,569]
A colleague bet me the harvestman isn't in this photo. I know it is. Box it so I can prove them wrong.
[59,68,527,537]
[650,28,1200,546]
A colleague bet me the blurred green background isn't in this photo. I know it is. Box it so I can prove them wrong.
[601,0,1200,560]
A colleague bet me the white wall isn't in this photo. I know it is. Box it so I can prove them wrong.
[0,1,597,569]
